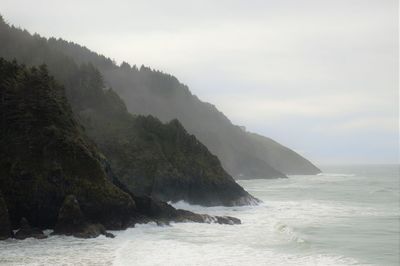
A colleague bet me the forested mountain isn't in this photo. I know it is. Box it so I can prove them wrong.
[0,16,257,206]
[38,32,320,178]
[0,58,241,239]
[0,16,320,178]
[0,58,135,229]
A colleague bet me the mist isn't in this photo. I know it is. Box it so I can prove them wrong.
[1,0,398,164]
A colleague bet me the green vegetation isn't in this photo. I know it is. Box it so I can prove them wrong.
[0,58,135,229]
[0,15,320,179]
[0,16,255,206]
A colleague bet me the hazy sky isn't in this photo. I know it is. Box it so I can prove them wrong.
[2,0,398,164]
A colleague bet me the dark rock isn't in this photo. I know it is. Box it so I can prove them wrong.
[53,195,115,239]
[73,223,114,239]
[15,217,47,240]
[103,231,116,238]
[0,192,12,240]
[175,209,241,225]
[53,195,86,235]
[132,195,241,225]
[215,216,241,225]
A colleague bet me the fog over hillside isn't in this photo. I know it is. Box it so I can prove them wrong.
[1,0,397,164]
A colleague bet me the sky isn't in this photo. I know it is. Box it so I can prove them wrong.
[1,0,399,164]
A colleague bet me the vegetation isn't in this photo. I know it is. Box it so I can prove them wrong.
[0,58,135,229]
[0,15,320,179]
[0,16,255,206]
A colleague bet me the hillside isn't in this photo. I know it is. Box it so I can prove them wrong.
[0,17,257,206]
[0,16,320,178]
[43,36,320,178]
[0,58,136,229]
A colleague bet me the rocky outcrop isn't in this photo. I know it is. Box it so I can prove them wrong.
[14,217,47,240]
[53,195,114,238]
[133,196,241,225]
[0,192,12,240]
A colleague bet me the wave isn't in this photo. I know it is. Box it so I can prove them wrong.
[317,173,356,177]
[272,221,306,244]
[317,173,355,177]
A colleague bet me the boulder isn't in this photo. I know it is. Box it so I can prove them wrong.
[73,223,114,239]
[53,195,86,235]
[175,209,241,225]
[15,217,47,240]
[0,193,12,240]
[53,195,114,238]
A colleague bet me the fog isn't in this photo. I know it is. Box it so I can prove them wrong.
[2,0,398,164]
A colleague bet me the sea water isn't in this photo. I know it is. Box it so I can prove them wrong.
[0,164,398,266]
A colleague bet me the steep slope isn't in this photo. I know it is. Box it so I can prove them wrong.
[247,133,321,175]
[45,41,290,178]
[67,64,258,206]
[0,58,136,229]
[0,18,257,206]
[0,16,318,179]
[38,37,320,178]
[0,16,320,178]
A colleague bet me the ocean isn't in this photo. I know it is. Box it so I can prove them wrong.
[0,164,399,266]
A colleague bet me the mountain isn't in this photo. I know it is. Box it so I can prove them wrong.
[0,17,257,206]
[39,37,320,178]
[0,58,242,240]
[0,16,320,178]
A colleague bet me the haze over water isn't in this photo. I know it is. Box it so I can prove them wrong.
[1,164,398,266]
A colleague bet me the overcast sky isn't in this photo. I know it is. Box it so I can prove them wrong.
[2,0,398,164]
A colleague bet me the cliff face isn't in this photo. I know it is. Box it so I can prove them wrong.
[0,19,257,206]
[0,59,136,229]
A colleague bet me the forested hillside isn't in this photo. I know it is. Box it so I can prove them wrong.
[0,17,257,205]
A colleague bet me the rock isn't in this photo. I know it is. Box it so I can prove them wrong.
[215,216,241,225]
[15,217,47,240]
[132,195,241,225]
[53,195,115,239]
[174,209,241,225]
[232,195,262,206]
[53,195,86,235]
[73,223,114,239]
[0,193,12,240]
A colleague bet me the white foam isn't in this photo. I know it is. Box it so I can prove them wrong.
[2,171,397,266]
[317,173,355,177]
